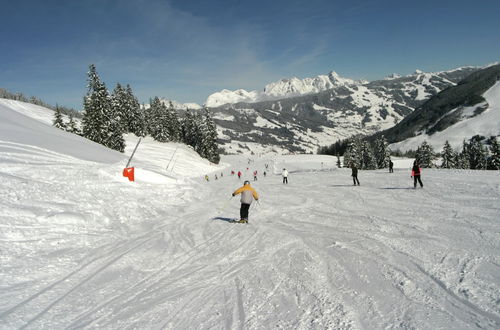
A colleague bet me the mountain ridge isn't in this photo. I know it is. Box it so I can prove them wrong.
[208,66,479,154]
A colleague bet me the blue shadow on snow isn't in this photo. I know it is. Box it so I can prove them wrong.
[212,217,238,223]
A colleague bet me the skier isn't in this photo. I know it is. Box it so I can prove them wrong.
[231,170,235,175]
[215,174,218,180]
[253,170,258,181]
[389,160,394,173]
[263,171,267,177]
[237,171,242,179]
[411,161,423,188]
[282,168,288,184]
[351,163,360,186]
[205,175,209,182]
[232,180,259,223]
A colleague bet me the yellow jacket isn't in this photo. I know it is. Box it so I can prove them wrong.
[233,184,259,204]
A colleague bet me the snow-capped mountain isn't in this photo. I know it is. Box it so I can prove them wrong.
[205,71,359,107]
[143,98,202,110]
[208,66,479,154]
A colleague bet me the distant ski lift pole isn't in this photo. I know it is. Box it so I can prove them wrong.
[123,138,142,181]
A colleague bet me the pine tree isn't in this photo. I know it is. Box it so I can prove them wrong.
[52,105,67,130]
[166,101,181,142]
[148,97,170,142]
[488,137,500,170]
[82,64,124,152]
[467,136,488,169]
[125,85,143,136]
[441,140,456,168]
[457,140,471,169]
[199,108,220,164]
[181,110,198,148]
[111,83,127,129]
[360,141,377,170]
[67,115,80,135]
[374,136,391,169]
[343,138,361,168]
[415,141,435,167]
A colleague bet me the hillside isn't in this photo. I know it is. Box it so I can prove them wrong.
[1,99,499,328]
[370,63,500,151]
[208,67,478,154]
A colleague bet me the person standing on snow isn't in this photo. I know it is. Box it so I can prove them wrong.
[389,160,394,173]
[253,170,258,181]
[232,180,259,223]
[282,168,288,184]
[237,171,242,179]
[351,163,360,186]
[411,161,423,188]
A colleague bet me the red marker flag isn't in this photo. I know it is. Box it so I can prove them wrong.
[123,167,135,181]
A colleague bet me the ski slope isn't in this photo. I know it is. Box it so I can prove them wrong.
[1,100,499,329]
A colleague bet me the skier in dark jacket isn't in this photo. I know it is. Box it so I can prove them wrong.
[232,181,259,223]
[389,160,394,173]
[411,161,423,188]
[351,163,360,186]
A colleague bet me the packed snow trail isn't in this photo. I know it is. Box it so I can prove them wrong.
[2,149,500,329]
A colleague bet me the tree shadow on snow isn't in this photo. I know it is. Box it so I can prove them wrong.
[212,217,238,223]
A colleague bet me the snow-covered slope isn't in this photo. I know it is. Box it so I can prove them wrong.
[1,98,499,329]
[0,99,222,179]
[391,80,500,152]
[0,99,124,164]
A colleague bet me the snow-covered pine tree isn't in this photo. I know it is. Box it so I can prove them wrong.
[457,140,471,169]
[111,83,128,129]
[148,97,170,142]
[106,118,126,152]
[441,140,456,168]
[374,136,390,169]
[342,147,352,168]
[66,115,80,135]
[360,141,377,170]
[181,110,198,149]
[199,108,220,164]
[125,85,144,136]
[166,101,181,142]
[488,136,500,170]
[82,64,124,152]
[415,141,435,167]
[105,85,126,152]
[52,105,67,130]
[343,138,361,168]
[467,136,488,170]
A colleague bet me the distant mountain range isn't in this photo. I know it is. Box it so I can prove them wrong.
[205,66,480,154]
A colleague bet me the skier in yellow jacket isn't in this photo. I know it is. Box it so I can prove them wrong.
[232,180,259,223]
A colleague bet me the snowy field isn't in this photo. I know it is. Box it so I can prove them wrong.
[1,100,500,329]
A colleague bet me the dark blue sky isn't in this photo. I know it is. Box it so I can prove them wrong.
[1,0,499,109]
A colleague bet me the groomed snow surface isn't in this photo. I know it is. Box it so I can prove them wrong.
[1,100,500,329]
